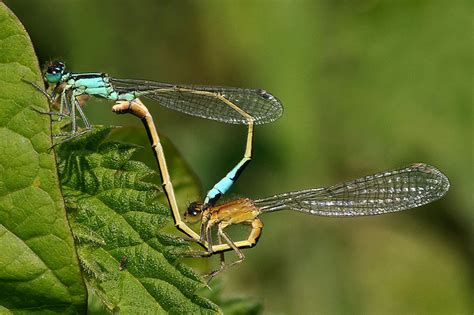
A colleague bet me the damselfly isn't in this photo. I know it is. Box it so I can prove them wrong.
[34,61,283,211]
[117,100,450,279]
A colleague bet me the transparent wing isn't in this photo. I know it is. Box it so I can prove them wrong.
[110,78,283,125]
[255,163,450,217]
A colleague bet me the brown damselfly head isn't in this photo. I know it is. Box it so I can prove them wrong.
[185,201,205,223]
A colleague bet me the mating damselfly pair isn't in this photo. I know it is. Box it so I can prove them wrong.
[33,61,450,278]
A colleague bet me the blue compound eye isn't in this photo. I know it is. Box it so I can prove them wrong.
[44,72,62,83]
[44,61,65,83]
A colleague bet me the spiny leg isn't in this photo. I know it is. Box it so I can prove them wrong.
[217,234,226,271]
[47,88,70,123]
[46,93,94,148]
[31,106,68,120]
[23,79,68,119]
[188,222,247,279]
[51,92,95,149]
[40,88,71,133]
[182,224,215,258]
[22,78,53,103]
[27,77,98,147]
[217,231,226,269]
[69,93,77,134]
[180,249,213,258]
[204,231,226,283]
[209,226,245,279]
[183,224,217,289]
[173,217,234,281]
[75,97,92,130]
[26,85,83,149]
[199,213,211,244]
[181,206,264,257]
[210,217,263,254]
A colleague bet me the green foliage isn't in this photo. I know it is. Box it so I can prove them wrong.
[109,127,202,215]
[0,3,223,313]
[4,0,470,313]
[0,3,86,313]
[56,127,219,313]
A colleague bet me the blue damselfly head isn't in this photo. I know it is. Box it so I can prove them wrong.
[44,61,66,84]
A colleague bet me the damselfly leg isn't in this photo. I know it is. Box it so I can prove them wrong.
[24,78,93,146]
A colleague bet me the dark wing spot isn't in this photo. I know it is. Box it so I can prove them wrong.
[258,89,273,100]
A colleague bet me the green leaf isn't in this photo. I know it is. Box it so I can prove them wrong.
[0,3,87,313]
[56,126,220,314]
[109,126,202,213]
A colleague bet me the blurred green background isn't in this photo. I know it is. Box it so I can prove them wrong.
[6,0,472,314]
